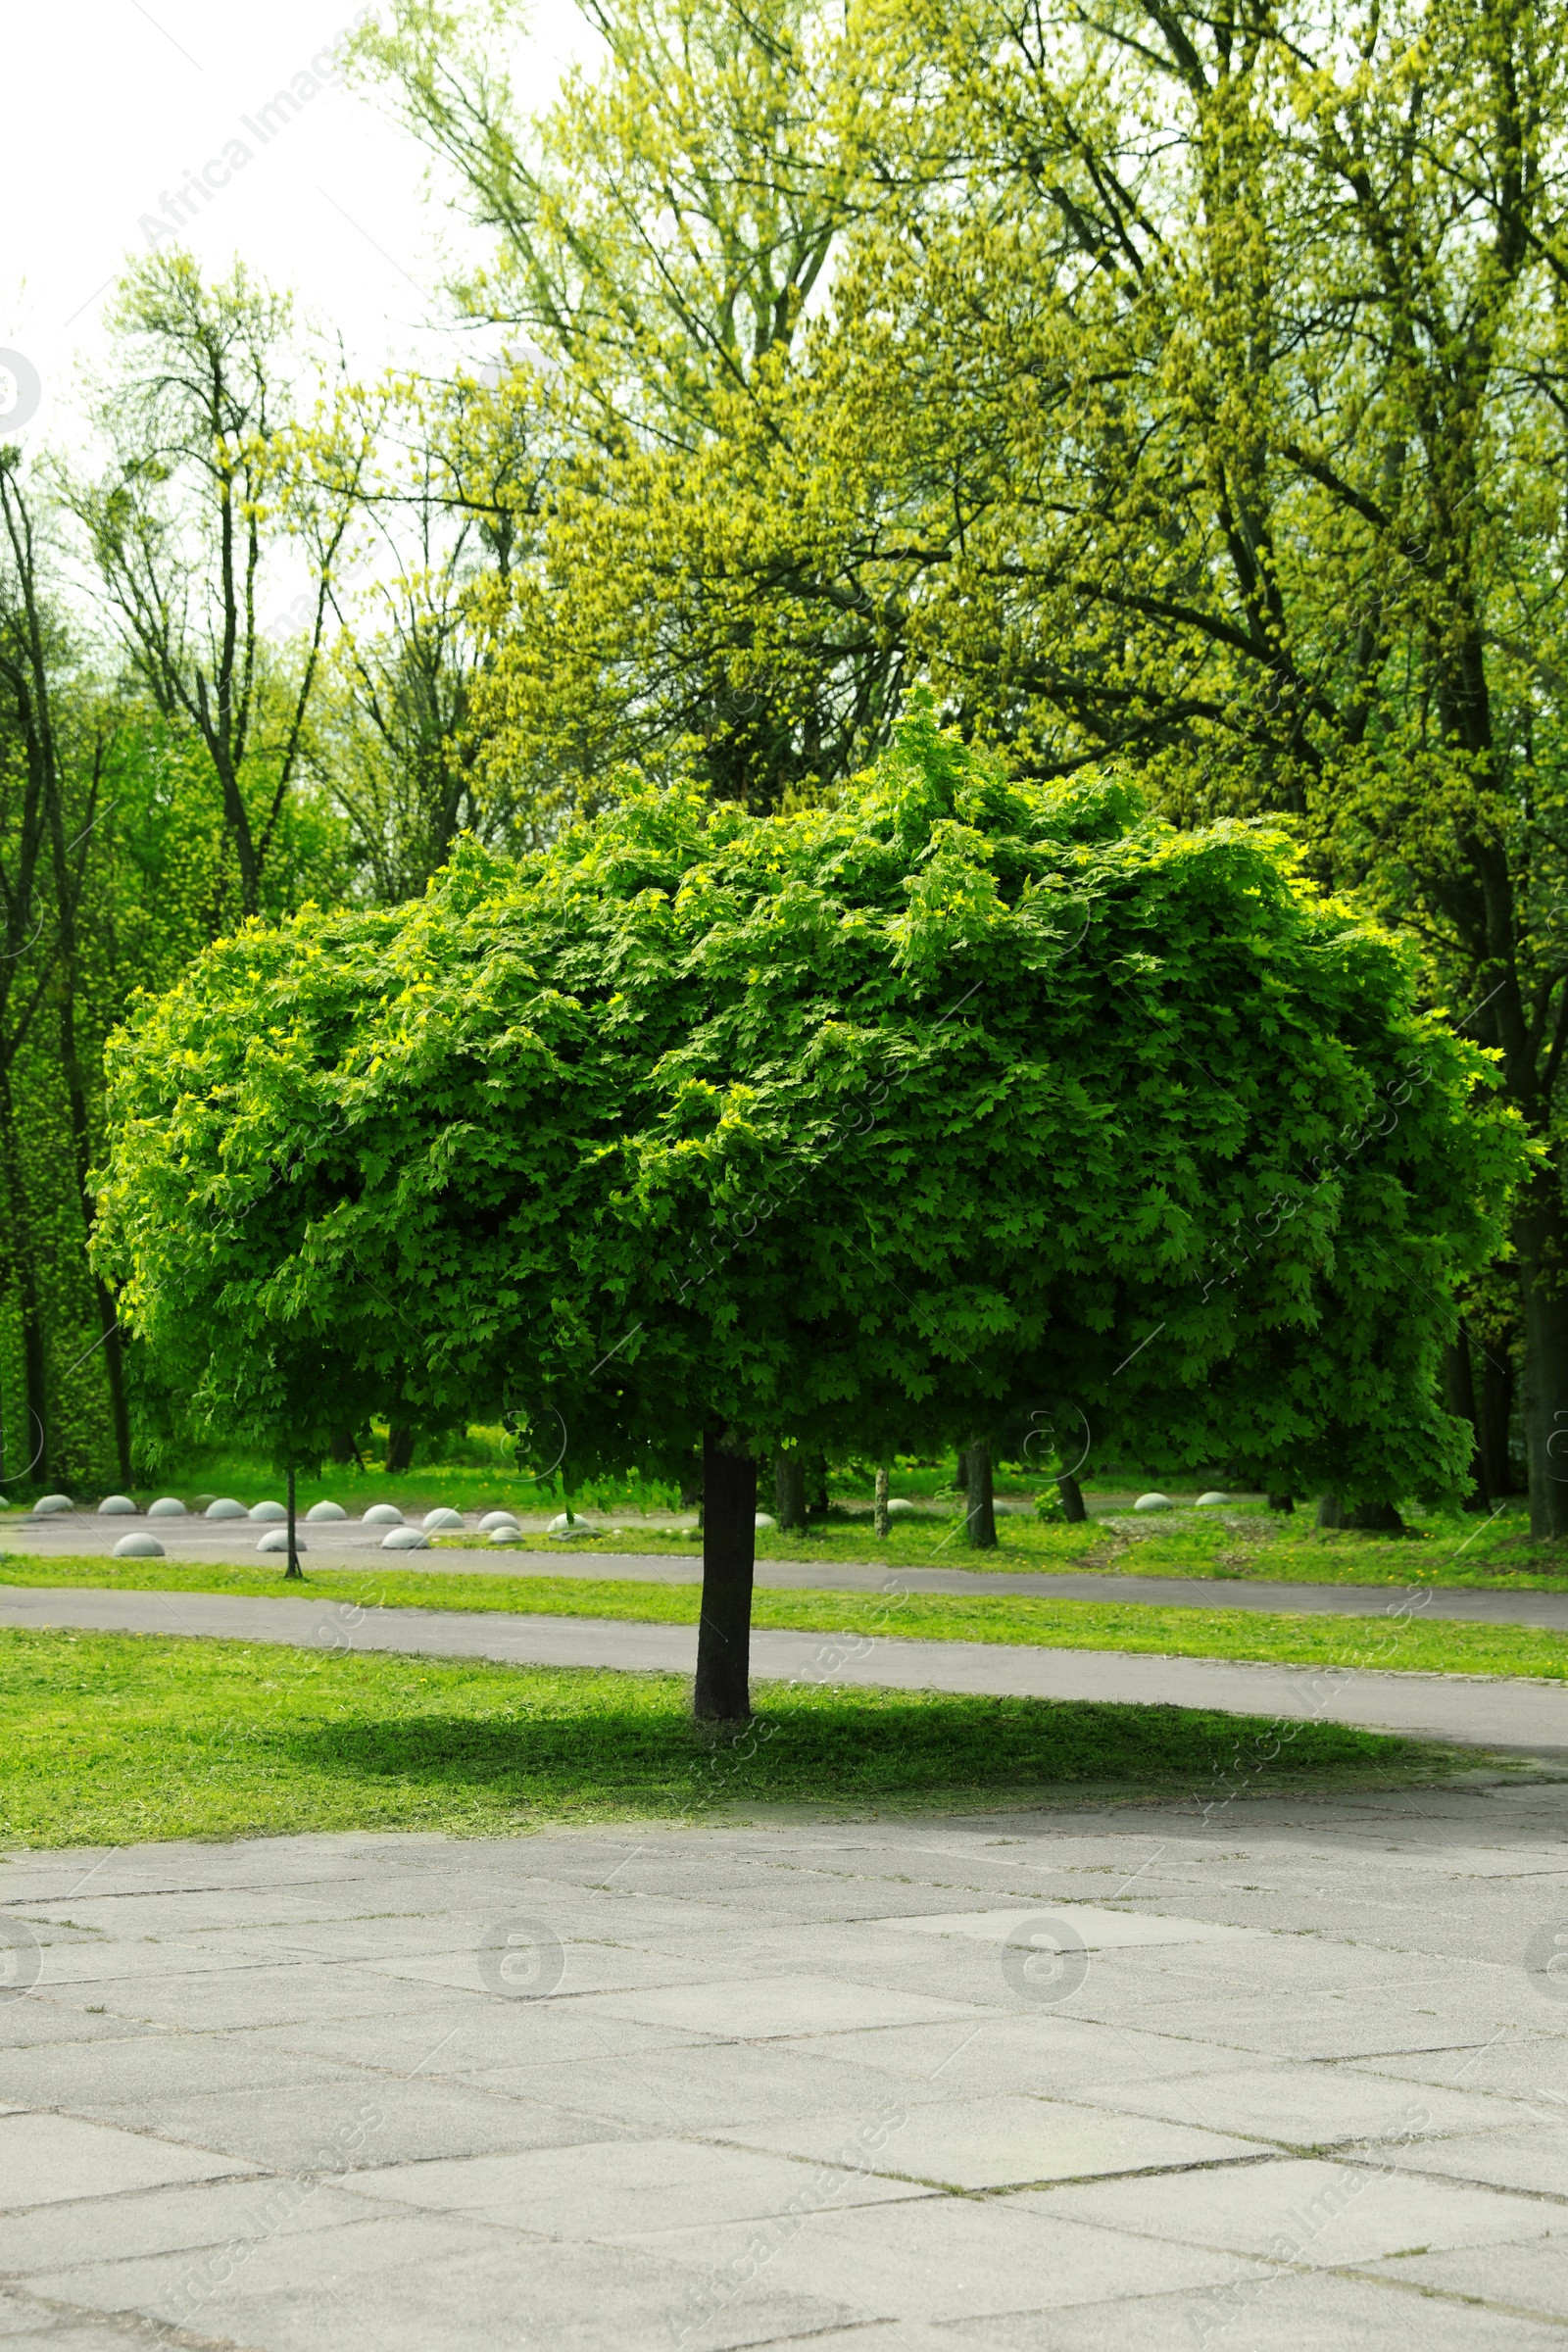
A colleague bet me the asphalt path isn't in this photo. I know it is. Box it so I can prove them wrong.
[5,1513,1567,1629]
[4,1581,1566,1758]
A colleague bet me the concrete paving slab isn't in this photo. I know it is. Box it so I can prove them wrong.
[8,1581,1568,1753]
[573,1973,988,2039]
[30,2214,857,2352]
[1354,2122,1568,2196]
[0,2032,363,2112]
[350,2134,931,2233]
[0,2175,385,2270]
[790,2013,1212,2101]
[1360,2036,1568,2102]
[1036,2153,1559,2262]
[109,2074,629,2173]
[710,2090,1260,2190]
[968,2269,1568,2348]
[866,1904,1264,1950]
[0,2110,258,2206]
[4,1786,1568,2345]
[458,2036,934,2132]
[238,2000,706,2079]
[620,2198,1270,2323]
[1359,2236,1568,2322]
[1074,2060,1546,2147]
[0,2297,151,2351]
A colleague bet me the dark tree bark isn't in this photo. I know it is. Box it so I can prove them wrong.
[1316,1493,1344,1529]
[1478,1341,1516,1501]
[0,1069,47,1489]
[955,1446,970,1491]
[774,1450,807,1531]
[284,1464,303,1580]
[329,1428,361,1466]
[1056,1472,1088,1523]
[807,1452,829,1518]
[1348,1501,1405,1534]
[694,1430,757,1722]
[1515,1172,1568,1537]
[1444,1322,1489,1507]
[385,1424,416,1473]
[1267,1493,1296,1514]
[964,1435,998,1548]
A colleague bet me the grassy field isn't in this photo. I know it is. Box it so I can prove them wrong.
[6,1555,1567,1681]
[23,1440,1565,1589]
[0,1627,1463,1846]
[484,1507,1568,1591]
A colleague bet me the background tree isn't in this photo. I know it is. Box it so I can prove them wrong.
[351,0,906,808]
[63,254,375,924]
[787,0,1568,1531]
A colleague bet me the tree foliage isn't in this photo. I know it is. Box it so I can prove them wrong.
[96,713,1523,1518]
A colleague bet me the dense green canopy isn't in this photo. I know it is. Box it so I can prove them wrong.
[96,710,1525,1504]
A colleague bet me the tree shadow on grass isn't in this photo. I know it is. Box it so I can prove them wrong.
[279,1692,1442,1819]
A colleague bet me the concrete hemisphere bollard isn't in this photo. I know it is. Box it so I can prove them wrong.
[113,1532,165,1558]
[886,1497,916,1519]
[306,1500,347,1522]
[97,1494,137,1516]
[257,1527,306,1553]
[478,1510,519,1533]
[755,1512,777,1533]
[363,1503,403,1526]
[489,1527,522,1544]
[382,1525,430,1551]
[249,1500,286,1522]
[147,1497,187,1518]
[32,1494,74,1515]
[423,1507,466,1532]
[204,1498,247,1520]
[1195,1491,1230,1508]
[1133,1493,1173,1512]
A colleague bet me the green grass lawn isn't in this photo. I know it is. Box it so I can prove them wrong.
[6,1555,1567,1681]
[21,1440,1565,1589]
[506,1505,1568,1591]
[0,1627,1462,1847]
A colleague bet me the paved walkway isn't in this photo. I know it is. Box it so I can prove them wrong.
[5,1582,1568,1757]
[7,1516,1567,1628]
[2,1784,1567,2347]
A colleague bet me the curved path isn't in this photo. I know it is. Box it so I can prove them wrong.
[4,1581,1567,1759]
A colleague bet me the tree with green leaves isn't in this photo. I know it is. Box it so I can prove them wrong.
[62,254,377,923]
[95,710,1521,1709]
[350,0,904,809]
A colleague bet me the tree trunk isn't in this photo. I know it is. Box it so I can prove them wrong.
[1267,1492,1295,1515]
[1515,1178,1568,1539]
[284,1463,303,1580]
[807,1451,829,1518]
[329,1428,361,1466]
[955,1446,969,1491]
[694,1430,756,1722]
[964,1435,998,1548]
[774,1450,807,1531]
[1056,1472,1088,1523]
[1477,1340,1516,1501]
[1316,1493,1344,1529]
[1443,1323,1489,1508]
[874,1463,890,1538]
[0,1072,46,1489]
[385,1423,416,1473]
[1348,1501,1405,1534]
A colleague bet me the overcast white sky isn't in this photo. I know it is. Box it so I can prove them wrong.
[4,0,587,448]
